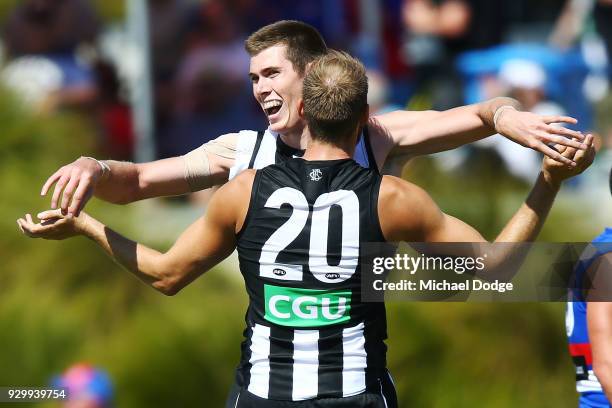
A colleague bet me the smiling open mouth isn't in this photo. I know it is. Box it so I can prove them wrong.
[263,100,282,116]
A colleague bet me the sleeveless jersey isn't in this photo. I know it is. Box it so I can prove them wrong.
[228,127,378,180]
[235,158,388,401]
[566,228,612,407]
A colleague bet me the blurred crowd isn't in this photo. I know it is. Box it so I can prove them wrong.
[0,0,610,190]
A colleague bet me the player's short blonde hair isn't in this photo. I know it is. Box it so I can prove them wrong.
[303,50,368,143]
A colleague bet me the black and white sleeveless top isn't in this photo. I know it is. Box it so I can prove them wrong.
[234,158,388,401]
[228,127,378,180]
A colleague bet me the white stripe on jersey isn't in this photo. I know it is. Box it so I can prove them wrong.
[246,322,370,400]
[577,369,604,393]
[247,324,271,398]
[342,322,367,397]
[379,379,389,408]
[229,130,259,180]
[252,130,277,170]
[292,330,320,400]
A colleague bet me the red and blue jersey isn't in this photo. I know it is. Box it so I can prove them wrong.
[566,228,612,407]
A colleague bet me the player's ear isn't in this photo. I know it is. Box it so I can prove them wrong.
[298,100,305,118]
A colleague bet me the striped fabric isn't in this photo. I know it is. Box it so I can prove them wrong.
[228,127,375,181]
[246,323,368,400]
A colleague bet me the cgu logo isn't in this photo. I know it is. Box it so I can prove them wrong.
[264,284,351,327]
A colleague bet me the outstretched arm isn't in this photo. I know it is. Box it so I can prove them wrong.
[20,171,254,295]
[40,133,238,215]
[379,172,558,245]
[379,135,595,266]
[369,97,586,168]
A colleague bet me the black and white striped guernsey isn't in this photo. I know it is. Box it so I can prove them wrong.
[234,158,388,401]
[228,127,378,180]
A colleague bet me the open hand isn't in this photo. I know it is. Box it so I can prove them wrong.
[496,109,587,166]
[17,209,86,240]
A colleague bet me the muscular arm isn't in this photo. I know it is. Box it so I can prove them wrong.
[368,96,585,171]
[378,171,558,244]
[41,133,237,214]
[94,157,190,204]
[378,174,556,277]
[379,135,595,267]
[23,171,254,295]
[587,254,612,402]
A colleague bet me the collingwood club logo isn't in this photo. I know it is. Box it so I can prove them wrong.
[309,168,323,181]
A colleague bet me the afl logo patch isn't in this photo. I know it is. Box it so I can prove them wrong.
[309,169,323,181]
[273,268,287,276]
[325,273,341,280]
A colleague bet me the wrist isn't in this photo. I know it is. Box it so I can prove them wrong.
[539,170,562,191]
[493,105,517,133]
[74,212,95,236]
[81,156,110,181]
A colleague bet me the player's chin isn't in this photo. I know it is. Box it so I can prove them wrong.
[268,121,286,132]
[268,116,292,133]
[270,115,303,134]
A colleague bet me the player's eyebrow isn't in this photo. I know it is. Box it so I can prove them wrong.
[249,66,281,82]
[263,66,280,73]
[252,66,281,77]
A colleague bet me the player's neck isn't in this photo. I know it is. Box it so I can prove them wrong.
[278,125,310,150]
[303,140,354,161]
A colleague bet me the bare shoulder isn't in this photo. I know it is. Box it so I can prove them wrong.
[379,175,404,200]
[233,168,257,184]
[379,175,429,207]
[378,175,438,241]
[367,110,438,160]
